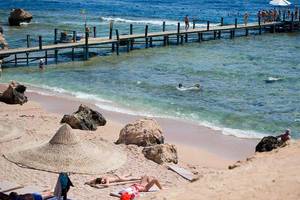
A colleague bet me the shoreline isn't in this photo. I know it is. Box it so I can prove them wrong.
[0,83,258,161]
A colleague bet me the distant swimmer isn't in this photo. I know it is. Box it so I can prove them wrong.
[264,77,283,83]
[39,58,45,70]
[177,83,201,91]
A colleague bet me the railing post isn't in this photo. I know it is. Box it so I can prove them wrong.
[73,31,76,43]
[54,28,58,44]
[235,18,237,28]
[291,13,294,31]
[177,22,180,45]
[145,25,149,48]
[221,17,224,26]
[163,21,166,32]
[39,36,42,50]
[109,21,113,39]
[193,20,195,29]
[258,16,262,35]
[26,35,30,48]
[129,24,133,50]
[93,26,96,38]
[84,30,89,60]
[115,29,119,55]
[207,21,210,31]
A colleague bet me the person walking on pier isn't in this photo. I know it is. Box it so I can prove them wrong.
[244,12,249,26]
[184,15,190,31]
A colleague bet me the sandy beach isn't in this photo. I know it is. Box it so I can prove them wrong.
[0,82,262,199]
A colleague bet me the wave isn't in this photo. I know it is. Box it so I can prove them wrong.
[99,16,219,28]
[24,82,266,140]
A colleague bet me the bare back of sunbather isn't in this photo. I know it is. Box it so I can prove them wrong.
[85,174,140,186]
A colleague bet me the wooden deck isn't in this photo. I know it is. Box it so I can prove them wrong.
[0,19,299,66]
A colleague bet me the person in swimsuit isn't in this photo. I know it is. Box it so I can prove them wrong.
[276,129,291,145]
[184,15,189,31]
[85,174,140,187]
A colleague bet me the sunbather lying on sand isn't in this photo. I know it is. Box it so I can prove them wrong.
[119,176,162,199]
[85,174,141,186]
[0,191,52,200]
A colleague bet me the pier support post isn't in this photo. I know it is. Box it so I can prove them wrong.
[14,54,17,67]
[246,28,249,36]
[73,31,77,42]
[26,35,30,48]
[149,37,153,47]
[26,53,29,66]
[291,13,294,32]
[272,25,276,33]
[45,51,48,65]
[221,17,224,26]
[258,16,262,35]
[115,29,120,55]
[213,31,217,40]
[198,32,203,42]
[145,25,149,48]
[207,21,210,31]
[180,35,184,44]
[54,28,58,44]
[72,48,75,61]
[39,36,42,50]
[93,26,96,38]
[84,30,89,60]
[218,30,221,39]
[177,22,180,45]
[130,24,133,50]
[55,50,58,64]
[185,33,188,43]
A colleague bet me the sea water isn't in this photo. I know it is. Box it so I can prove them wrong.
[0,0,299,138]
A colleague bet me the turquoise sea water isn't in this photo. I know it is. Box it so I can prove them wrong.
[0,1,300,138]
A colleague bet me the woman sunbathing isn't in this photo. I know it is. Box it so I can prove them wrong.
[85,174,141,186]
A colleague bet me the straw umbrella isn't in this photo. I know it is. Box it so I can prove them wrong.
[4,124,127,174]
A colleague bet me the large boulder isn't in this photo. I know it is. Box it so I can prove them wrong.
[60,104,106,131]
[115,118,164,147]
[8,9,33,26]
[0,81,28,105]
[255,136,281,152]
[142,144,178,164]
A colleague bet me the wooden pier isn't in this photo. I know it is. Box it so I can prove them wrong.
[0,16,299,67]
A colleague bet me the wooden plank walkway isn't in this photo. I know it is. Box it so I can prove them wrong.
[0,19,299,66]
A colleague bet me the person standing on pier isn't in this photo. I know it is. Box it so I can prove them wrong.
[244,12,249,26]
[184,15,190,31]
[0,60,2,77]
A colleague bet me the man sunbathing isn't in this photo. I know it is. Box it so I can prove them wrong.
[85,174,141,187]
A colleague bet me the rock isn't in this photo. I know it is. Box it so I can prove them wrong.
[115,118,164,146]
[60,104,106,131]
[8,9,33,26]
[255,136,281,152]
[0,81,28,105]
[142,144,178,164]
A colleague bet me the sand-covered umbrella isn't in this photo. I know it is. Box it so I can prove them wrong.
[4,124,126,174]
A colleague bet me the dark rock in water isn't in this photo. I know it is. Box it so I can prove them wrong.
[142,143,178,164]
[0,81,28,105]
[255,136,281,152]
[8,9,33,26]
[116,118,164,147]
[61,104,106,131]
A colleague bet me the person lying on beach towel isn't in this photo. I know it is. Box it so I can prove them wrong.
[85,174,140,187]
[119,176,162,199]
[0,191,48,200]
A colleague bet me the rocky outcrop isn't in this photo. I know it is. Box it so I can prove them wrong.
[60,104,106,131]
[8,9,33,26]
[255,136,281,152]
[116,118,164,147]
[0,81,28,105]
[142,144,178,164]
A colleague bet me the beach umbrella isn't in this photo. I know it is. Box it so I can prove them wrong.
[4,124,127,174]
[269,0,292,6]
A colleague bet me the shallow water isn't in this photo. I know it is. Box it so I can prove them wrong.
[0,1,300,138]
